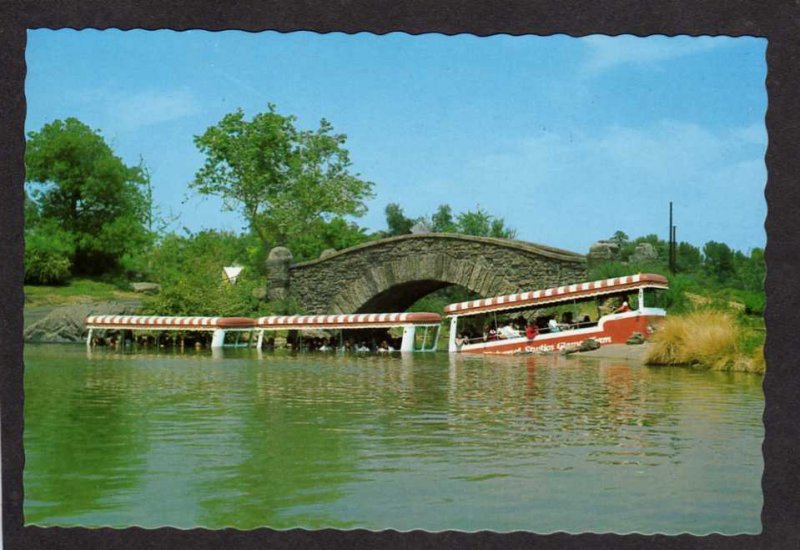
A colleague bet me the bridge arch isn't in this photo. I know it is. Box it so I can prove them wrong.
[268,234,586,314]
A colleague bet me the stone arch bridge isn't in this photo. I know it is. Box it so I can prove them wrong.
[266,234,587,314]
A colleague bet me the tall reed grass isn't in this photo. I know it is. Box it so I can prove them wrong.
[646,311,762,373]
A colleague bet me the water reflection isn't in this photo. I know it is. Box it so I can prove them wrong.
[24,344,763,533]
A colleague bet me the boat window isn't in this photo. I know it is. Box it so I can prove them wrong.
[643,288,669,308]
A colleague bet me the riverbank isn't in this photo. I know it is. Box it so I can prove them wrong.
[574,342,653,361]
[645,311,764,374]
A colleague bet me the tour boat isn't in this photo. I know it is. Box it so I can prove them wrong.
[84,315,256,349]
[444,273,669,354]
[255,312,442,352]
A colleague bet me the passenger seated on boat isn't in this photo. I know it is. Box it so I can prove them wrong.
[356,341,371,352]
[548,318,561,333]
[615,299,631,313]
[455,333,471,346]
[498,323,520,339]
[377,340,395,352]
[525,323,539,340]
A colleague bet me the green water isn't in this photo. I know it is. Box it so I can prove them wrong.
[23,344,763,533]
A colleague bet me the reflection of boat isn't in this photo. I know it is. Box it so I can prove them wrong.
[444,274,669,355]
[255,312,441,352]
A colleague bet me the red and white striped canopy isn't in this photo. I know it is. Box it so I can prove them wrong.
[256,312,441,330]
[85,315,255,330]
[444,273,669,317]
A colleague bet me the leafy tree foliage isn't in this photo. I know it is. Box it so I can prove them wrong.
[384,203,416,236]
[288,217,371,262]
[676,242,702,273]
[456,207,517,239]
[383,203,517,239]
[25,118,152,277]
[24,220,76,284]
[191,105,374,252]
[703,241,736,282]
[143,230,263,317]
[431,204,457,233]
[610,230,629,247]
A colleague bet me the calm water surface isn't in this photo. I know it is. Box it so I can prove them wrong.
[23,344,763,533]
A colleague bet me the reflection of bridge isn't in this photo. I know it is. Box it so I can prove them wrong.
[267,234,586,314]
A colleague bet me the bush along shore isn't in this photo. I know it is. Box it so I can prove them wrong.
[645,310,765,374]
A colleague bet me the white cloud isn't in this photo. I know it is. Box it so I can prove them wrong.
[462,120,766,252]
[581,35,732,74]
[113,88,201,131]
[65,86,202,132]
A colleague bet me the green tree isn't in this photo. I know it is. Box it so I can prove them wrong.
[431,204,457,233]
[24,219,76,284]
[287,217,371,262]
[191,104,374,252]
[703,240,736,282]
[144,230,261,317]
[456,206,517,239]
[610,230,629,247]
[736,247,765,292]
[384,202,415,236]
[676,241,702,273]
[25,118,152,276]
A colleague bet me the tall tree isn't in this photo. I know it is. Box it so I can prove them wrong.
[456,206,517,239]
[192,105,374,251]
[384,203,416,236]
[431,204,457,233]
[25,118,152,276]
[703,240,736,282]
[610,230,629,247]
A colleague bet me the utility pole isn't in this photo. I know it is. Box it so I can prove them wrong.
[668,202,676,274]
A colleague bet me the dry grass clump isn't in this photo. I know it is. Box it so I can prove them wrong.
[747,345,765,375]
[646,311,741,371]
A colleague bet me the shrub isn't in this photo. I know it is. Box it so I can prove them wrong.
[646,311,740,370]
[24,222,76,285]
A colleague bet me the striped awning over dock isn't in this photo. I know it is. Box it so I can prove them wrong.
[444,273,669,317]
[256,312,441,330]
[85,315,256,330]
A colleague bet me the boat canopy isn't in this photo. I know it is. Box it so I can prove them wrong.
[444,273,669,318]
[256,312,441,330]
[85,315,256,330]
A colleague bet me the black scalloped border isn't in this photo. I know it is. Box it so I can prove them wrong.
[2,1,797,548]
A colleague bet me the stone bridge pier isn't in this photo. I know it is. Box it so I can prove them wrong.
[266,234,587,315]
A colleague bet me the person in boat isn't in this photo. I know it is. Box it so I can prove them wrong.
[455,333,471,346]
[377,340,395,352]
[525,322,539,340]
[498,322,520,339]
[614,297,631,313]
[356,341,371,352]
[547,318,561,333]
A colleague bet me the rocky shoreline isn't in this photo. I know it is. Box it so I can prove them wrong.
[24,301,140,344]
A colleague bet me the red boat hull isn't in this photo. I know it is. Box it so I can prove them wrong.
[457,311,665,355]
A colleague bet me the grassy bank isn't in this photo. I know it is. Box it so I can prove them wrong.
[24,279,141,307]
[646,310,764,374]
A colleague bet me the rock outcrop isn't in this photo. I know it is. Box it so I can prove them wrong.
[587,240,620,265]
[630,243,658,263]
[24,301,139,343]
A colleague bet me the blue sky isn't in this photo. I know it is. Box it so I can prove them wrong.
[25,30,767,254]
